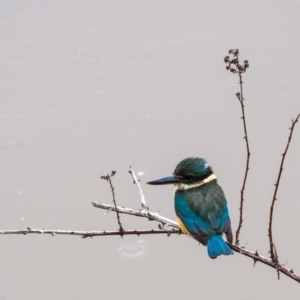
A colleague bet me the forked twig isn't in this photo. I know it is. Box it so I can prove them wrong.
[224,49,250,245]
[268,113,300,267]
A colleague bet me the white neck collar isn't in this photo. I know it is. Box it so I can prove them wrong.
[174,173,217,191]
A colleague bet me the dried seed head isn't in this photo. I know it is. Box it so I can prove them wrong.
[237,64,244,71]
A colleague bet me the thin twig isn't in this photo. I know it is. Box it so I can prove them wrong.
[225,49,250,245]
[268,113,300,265]
[128,166,148,211]
[101,171,124,236]
[235,76,251,246]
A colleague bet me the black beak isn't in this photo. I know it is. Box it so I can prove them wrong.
[147,174,181,185]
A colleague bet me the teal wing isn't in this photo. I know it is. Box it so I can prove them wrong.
[175,191,213,245]
[175,181,233,244]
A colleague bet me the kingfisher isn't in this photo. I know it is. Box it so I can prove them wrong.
[147,157,233,259]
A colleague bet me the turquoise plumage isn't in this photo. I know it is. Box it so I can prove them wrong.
[147,157,233,259]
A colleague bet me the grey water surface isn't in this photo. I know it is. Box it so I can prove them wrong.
[0,1,300,299]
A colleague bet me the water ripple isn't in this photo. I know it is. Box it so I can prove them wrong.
[118,239,146,258]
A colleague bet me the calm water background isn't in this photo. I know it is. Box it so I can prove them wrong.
[1,1,300,299]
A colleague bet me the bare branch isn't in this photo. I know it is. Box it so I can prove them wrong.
[2,202,300,284]
[230,245,300,283]
[128,166,148,211]
[268,113,300,264]
[225,49,251,245]
[92,202,178,228]
[0,228,180,238]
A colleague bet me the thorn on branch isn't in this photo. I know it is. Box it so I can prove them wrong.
[253,258,258,268]
[82,234,93,239]
[241,242,248,249]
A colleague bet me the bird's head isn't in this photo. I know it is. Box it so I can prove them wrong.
[147,157,213,185]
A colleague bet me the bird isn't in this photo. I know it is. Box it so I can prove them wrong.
[147,157,233,259]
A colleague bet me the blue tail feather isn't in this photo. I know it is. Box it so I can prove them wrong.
[207,235,233,258]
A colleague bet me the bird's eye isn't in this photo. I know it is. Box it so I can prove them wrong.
[185,175,194,181]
